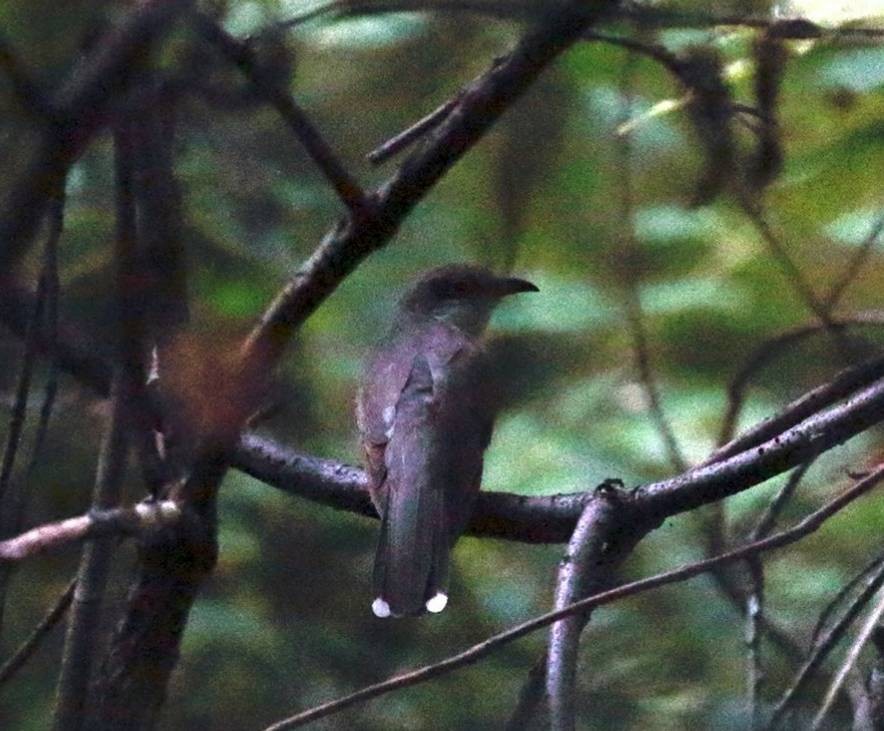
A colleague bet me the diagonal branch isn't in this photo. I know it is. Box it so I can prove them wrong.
[93,3,623,726]
[0,577,76,688]
[0,0,193,275]
[812,588,884,730]
[766,558,884,729]
[716,312,884,450]
[265,464,884,730]
[0,502,182,562]
[191,13,368,213]
[824,210,884,314]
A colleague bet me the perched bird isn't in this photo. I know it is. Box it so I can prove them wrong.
[357,265,538,617]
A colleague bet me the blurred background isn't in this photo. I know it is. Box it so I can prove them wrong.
[1,0,883,728]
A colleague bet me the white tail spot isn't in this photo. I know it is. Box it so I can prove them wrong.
[425,592,448,614]
[372,597,391,618]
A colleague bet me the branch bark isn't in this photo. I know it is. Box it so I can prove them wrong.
[547,493,635,731]
[0,0,192,276]
[265,464,884,730]
[0,502,181,562]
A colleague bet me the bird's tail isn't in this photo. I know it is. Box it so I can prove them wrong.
[372,356,450,618]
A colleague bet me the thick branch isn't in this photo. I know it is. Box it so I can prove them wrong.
[265,465,884,730]
[240,0,620,370]
[4,281,884,544]
[547,494,630,731]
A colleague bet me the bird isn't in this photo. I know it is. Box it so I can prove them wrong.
[356,264,538,617]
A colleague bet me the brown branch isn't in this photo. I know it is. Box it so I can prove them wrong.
[716,313,884,449]
[367,95,460,165]
[264,464,884,730]
[709,342,884,466]
[0,502,181,562]
[638,374,884,517]
[0,577,76,688]
[191,13,368,213]
[812,590,884,730]
[51,117,144,731]
[767,555,884,729]
[0,0,193,275]
[824,210,884,314]
[547,494,630,731]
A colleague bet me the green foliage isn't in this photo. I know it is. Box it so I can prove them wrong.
[1,0,883,728]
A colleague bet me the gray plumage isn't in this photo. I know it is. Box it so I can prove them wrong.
[357,265,538,617]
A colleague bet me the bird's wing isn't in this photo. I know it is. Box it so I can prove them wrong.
[370,327,491,617]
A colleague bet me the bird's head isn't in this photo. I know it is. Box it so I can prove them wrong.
[400,265,538,336]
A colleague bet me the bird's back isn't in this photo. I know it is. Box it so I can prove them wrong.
[357,316,491,616]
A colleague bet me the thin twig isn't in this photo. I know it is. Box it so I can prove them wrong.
[812,588,884,730]
[738,197,831,325]
[506,654,547,730]
[367,95,460,165]
[264,465,884,731]
[744,452,816,725]
[0,191,65,637]
[0,272,47,505]
[23,193,63,482]
[716,313,884,450]
[745,556,764,729]
[192,13,368,213]
[0,577,76,688]
[750,459,816,543]
[811,547,884,648]
[766,556,884,729]
[614,49,687,474]
[824,210,884,314]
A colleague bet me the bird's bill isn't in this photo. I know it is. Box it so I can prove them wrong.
[496,276,539,296]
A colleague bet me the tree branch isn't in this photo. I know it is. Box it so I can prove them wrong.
[0,502,181,562]
[824,210,884,314]
[51,117,143,731]
[0,0,193,275]
[547,493,631,731]
[812,589,884,730]
[191,13,368,213]
[264,464,884,730]
[767,557,884,729]
[0,577,76,688]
